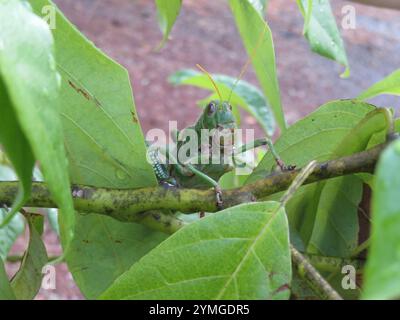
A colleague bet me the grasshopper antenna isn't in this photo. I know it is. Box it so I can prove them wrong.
[228,24,268,103]
[196,64,223,101]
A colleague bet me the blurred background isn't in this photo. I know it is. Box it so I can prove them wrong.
[6,0,400,299]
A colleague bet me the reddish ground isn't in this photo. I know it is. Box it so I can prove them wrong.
[5,0,400,299]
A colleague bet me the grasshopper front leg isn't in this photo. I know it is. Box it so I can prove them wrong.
[171,161,224,210]
[235,137,296,171]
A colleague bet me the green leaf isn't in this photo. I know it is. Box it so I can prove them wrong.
[34,0,162,289]
[29,0,163,297]
[305,109,390,257]
[155,0,182,48]
[101,202,291,300]
[0,259,15,300]
[169,70,275,136]
[396,118,400,133]
[247,100,381,256]
[30,0,157,189]
[296,0,349,77]
[0,0,75,250]
[219,169,249,190]
[248,100,376,183]
[358,69,400,100]
[0,79,34,226]
[0,209,24,262]
[0,165,25,261]
[363,139,400,300]
[66,214,167,299]
[228,0,286,131]
[11,215,48,300]
[31,0,159,265]
[46,208,60,236]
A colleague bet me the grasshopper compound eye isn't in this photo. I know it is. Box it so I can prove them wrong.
[207,102,217,115]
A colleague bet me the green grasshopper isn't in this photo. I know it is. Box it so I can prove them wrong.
[148,65,292,209]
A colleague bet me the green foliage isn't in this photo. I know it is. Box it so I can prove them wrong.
[0,0,75,250]
[28,0,164,298]
[10,215,47,300]
[66,214,167,299]
[228,0,285,131]
[0,0,398,301]
[296,0,350,77]
[362,139,400,299]
[248,101,388,257]
[0,209,24,261]
[0,165,25,261]
[155,0,182,48]
[0,259,15,300]
[248,100,376,182]
[358,69,400,100]
[30,0,157,190]
[101,202,291,300]
[304,108,390,257]
[169,69,275,136]
[0,79,34,226]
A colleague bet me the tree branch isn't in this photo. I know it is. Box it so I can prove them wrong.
[1,144,385,300]
[0,143,385,227]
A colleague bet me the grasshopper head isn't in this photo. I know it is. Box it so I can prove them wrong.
[201,100,236,131]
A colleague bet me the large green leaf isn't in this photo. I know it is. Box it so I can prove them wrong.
[29,0,162,297]
[67,214,167,299]
[247,100,380,257]
[155,0,182,48]
[0,259,15,300]
[228,0,285,131]
[11,215,48,300]
[296,0,349,77]
[169,70,275,135]
[358,69,400,100]
[248,100,376,183]
[0,0,75,250]
[0,165,25,261]
[101,202,291,300]
[305,109,390,257]
[0,79,34,226]
[363,139,400,299]
[30,0,156,189]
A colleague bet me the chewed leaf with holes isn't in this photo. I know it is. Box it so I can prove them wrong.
[101,202,291,300]
[30,0,156,189]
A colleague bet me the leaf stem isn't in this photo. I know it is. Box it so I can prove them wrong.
[291,245,343,300]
